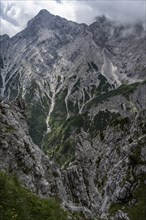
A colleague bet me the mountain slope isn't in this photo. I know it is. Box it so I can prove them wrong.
[0,88,146,219]
[43,80,146,166]
[0,10,146,220]
[0,171,68,220]
[0,10,146,147]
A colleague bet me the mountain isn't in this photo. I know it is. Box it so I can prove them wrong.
[1,88,146,219]
[0,100,84,220]
[0,10,145,145]
[0,9,146,220]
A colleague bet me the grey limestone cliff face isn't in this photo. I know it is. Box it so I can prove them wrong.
[0,100,66,200]
[0,95,146,219]
[0,9,146,220]
[0,10,146,142]
[0,99,97,219]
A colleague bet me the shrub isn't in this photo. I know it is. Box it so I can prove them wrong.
[0,171,67,220]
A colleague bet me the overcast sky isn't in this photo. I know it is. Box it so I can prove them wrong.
[0,0,146,37]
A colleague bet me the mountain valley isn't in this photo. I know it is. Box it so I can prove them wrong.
[0,10,146,220]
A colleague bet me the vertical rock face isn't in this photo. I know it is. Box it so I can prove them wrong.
[0,10,145,144]
[0,100,65,199]
[0,9,146,220]
[0,95,146,219]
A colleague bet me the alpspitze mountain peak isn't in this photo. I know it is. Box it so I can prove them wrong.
[38,9,51,15]
[0,9,146,220]
[27,9,55,28]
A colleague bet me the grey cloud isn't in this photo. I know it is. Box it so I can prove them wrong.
[0,0,75,36]
[0,0,145,37]
[0,2,20,27]
[74,0,146,25]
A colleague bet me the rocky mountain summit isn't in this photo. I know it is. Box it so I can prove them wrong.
[0,9,146,220]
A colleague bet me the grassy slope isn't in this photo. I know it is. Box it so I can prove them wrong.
[85,80,146,110]
[43,80,146,166]
[0,171,68,220]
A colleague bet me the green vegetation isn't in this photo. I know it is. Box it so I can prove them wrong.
[86,80,146,110]
[2,124,16,133]
[26,103,47,146]
[87,61,99,72]
[44,109,121,165]
[49,88,68,126]
[109,137,146,220]
[89,110,120,137]
[111,116,129,129]
[129,148,143,166]
[43,113,89,166]
[90,74,112,98]
[87,62,112,96]
[97,73,112,93]
[25,81,49,146]
[129,139,146,166]
[43,88,90,166]
[0,171,68,220]
[26,74,145,170]
[109,175,146,220]
[87,61,112,95]
[42,88,73,165]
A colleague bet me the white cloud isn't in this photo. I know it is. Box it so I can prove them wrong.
[0,16,20,36]
[0,0,77,36]
[0,0,145,37]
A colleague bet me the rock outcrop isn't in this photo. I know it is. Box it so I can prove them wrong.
[0,93,146,219]
[0,9,146,220]
[0,10,146,146]
[0,100,65,199]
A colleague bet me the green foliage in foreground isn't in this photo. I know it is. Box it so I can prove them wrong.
[109,174,146,220]
[0,171,67,220]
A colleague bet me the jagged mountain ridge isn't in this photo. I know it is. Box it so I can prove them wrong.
[0,100,86,220]
[0,10,146,220]
[0,10,146,146]
[0,84,146,219]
